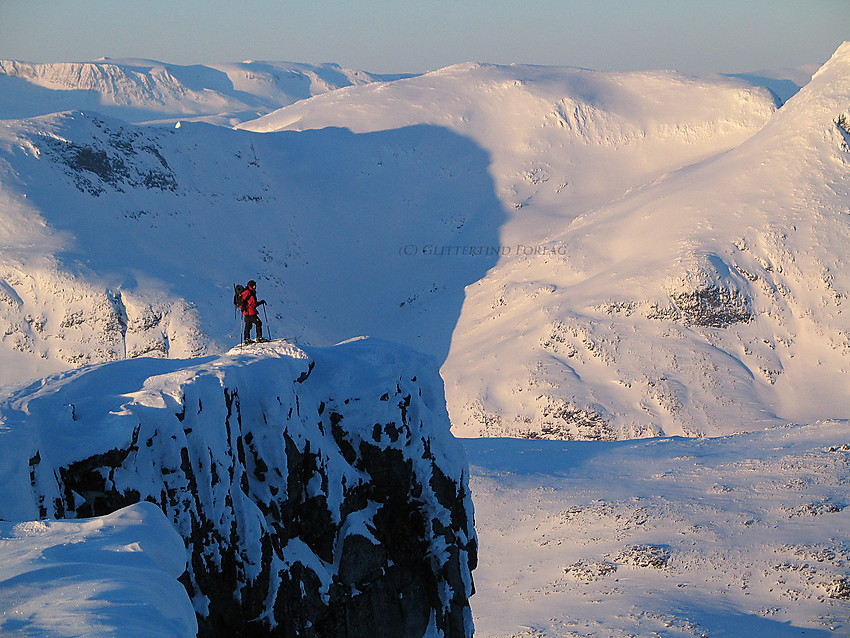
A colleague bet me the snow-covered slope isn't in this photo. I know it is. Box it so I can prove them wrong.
[240,61,779,246]
[445,42,850,439]
[0,502,196,638]
[0,338,476,637]
[0,58,406,125]
[238,50,848,439]
[466,421,850,636]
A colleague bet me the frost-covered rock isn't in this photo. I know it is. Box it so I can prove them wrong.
[0,338,477,637]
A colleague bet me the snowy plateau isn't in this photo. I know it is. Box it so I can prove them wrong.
[0,42,848,638]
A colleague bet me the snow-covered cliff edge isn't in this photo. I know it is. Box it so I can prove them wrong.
[0,338,476,637]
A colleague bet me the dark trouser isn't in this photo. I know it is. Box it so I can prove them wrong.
[243,314,263,341]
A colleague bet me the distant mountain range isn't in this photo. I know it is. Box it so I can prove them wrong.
[0,58,411,125]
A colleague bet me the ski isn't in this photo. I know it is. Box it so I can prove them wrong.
[239,336,298,346]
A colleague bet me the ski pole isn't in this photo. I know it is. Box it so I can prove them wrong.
[262,303,273,340]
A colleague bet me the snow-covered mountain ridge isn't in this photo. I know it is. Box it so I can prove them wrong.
[444,42,850,439]
[0,58,406,125]
[241,61,780,246]
[0,108,504,385]
[0,338,476,637]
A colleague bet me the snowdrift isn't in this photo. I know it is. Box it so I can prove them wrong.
[0,338,476,637]
[0,502,196,638]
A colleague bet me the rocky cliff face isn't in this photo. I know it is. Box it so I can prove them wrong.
[1,338,476,637]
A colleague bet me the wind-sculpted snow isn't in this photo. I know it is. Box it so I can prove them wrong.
[0,338,477,637]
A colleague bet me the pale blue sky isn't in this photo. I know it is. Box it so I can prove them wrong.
[0,0,846,74]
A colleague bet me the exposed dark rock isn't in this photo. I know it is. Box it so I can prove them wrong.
[826,577,850,599]
[670,286,753,328]
[36,115,178,196]
[615,544,671,569]
[531,398,616,441]
[837,112,850,151]
[564,559,618,581]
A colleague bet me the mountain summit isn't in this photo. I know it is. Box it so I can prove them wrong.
[444,41,850,438]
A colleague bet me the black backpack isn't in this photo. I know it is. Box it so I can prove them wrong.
[233,284,246,312]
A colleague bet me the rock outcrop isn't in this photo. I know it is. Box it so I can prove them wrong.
[1,338,476,637]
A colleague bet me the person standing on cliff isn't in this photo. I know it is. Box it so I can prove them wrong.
[240,280,267,343]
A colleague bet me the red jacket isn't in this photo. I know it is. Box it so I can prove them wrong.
[241,287,259,316]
